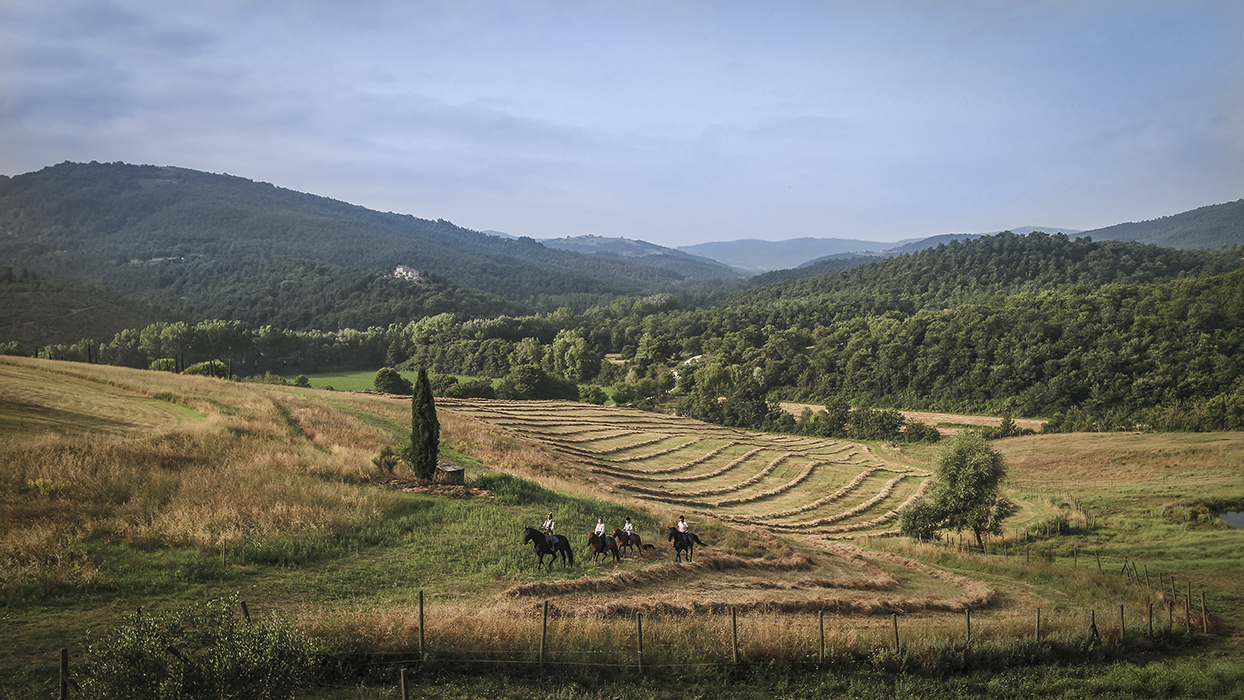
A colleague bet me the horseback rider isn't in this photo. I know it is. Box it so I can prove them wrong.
[542,512,556,546]
[677,514,689,534]
[622,517,634,545]
[593,517,607,538]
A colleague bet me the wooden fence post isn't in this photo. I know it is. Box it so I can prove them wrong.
[540,600,549,671]
[892,613,900,652]
[1185,582,1192,634]
[1073,546,1077,568]
[731,607,739,664]
[1089,609,1099,640]
[818,610,825,664]
[241,600,251,623]
[1119,604,1125,642]
[1035,608,1041,639]
[1201,591,1208,634]
[1148,602,1153,638]
[60,648,69,700]
[1144,565,1150,590]
[400,668,409,700]
[637,613,644,674]
[419,590,426,658]
[965,608,972,645]
[1096,550,1102,572]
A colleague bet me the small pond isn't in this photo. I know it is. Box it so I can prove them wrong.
[1218,512,1244,529]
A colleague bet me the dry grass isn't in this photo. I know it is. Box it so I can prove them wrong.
[0,358,400,594]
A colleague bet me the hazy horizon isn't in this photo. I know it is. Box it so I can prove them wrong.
[3,1,1242,247]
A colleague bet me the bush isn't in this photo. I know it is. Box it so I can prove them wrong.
[903,419,941,443]
[182,360,228,377]
[0,340,26,356]
[579,384,607,405]
[77,594,316,700]
[150,358,178,372]
[374,367,412,394]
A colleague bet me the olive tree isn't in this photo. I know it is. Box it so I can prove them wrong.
[899,432,1015,547]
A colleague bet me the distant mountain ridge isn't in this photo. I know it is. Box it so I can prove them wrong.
[677,226,1083,273]
[539,234,742,278]
[0,162,732,330]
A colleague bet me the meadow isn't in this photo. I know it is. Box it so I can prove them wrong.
[2,356,1242,699]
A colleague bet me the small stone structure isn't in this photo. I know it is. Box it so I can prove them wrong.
[433,461,465,485]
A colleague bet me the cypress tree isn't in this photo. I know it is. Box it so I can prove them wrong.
[410,366,440,480]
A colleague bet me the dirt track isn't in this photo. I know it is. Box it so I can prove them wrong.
[778,403,1044,436]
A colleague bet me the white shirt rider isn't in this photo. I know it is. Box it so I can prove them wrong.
[543,514,556,545]
[677,516,689,533]
[593,518,606,537]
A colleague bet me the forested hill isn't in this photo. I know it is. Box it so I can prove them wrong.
[701,230,1244,330]
[0,162,727,326]
[1084,199,1244,249]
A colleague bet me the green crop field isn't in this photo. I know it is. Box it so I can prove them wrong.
[3,356,1243,699]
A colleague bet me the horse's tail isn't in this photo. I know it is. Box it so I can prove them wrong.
[566,543,575,565]
[691,533,705,545]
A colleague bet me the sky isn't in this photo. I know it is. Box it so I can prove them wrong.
[2,1,1243,247]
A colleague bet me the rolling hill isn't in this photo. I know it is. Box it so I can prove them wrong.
[0,162,731,330]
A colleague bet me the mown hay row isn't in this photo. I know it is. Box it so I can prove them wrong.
[814,480,932,535]
[588,434,673,456]
[716,467,882,524]
[815,541,996,612]
[610,437,704,463]
[616,453,792,498]
[762,475,913,531]
[590,440,741,479]
[712,459,823,508]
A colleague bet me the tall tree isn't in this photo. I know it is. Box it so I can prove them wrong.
[409,367,440,480]
[899,432,1015,547]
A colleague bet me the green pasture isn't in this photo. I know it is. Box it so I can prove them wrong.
[3,358,1244,699]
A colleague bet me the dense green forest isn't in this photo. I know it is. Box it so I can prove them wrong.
[19,231,1244,434]
[0,162,733,326]
[6,161,1244,434]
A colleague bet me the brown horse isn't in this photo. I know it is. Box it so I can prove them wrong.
[587,532,621,563]
[613,527,643,555]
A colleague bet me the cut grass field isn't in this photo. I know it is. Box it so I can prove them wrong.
[2,356,1243,699]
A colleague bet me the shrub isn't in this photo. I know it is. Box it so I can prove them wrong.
[0,340,26,356]
[149,358,178,372]
[77,594,316,700]
[182,360,228,377]
[374,367,413,394]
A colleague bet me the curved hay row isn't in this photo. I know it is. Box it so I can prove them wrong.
[815,541,996,612]
[761,474,912,531]
[589,434,672,456]
[594,440,740,479]
[617,453,792,498]
[716,466,882,524]
[609,437,704,463]
[711,459,822,508]
[815,480,932,535]
[504,550,833,599]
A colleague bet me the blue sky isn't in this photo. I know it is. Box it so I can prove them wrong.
[2,1,1243,246]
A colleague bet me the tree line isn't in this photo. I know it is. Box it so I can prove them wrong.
[18,232,1244,434]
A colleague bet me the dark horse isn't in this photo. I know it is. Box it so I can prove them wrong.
[587,532,621,563]
[522,526,574,570]
[667,527,705,562]
[613,527,643,556]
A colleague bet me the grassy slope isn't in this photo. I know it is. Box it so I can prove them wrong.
[2,357,1243,699]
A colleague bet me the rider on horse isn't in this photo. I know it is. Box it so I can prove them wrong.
[543,512,556,546]
[677,515,689,533]
[593,517,607,537]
